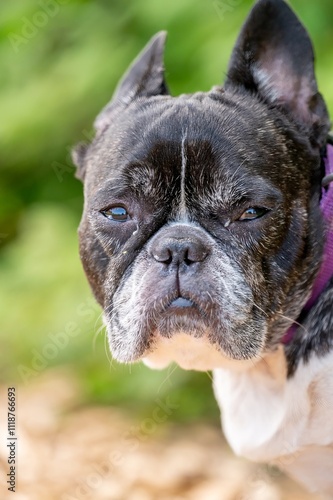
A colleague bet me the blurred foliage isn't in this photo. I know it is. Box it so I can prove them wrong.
[0,0,332,421]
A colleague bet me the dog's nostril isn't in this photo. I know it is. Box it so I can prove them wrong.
[184,247,208,264]
[153,249,172,264]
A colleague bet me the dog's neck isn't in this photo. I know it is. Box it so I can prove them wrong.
[282,142,333,344]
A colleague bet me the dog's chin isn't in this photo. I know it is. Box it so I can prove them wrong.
[107,301,266,370]
[142,311,248,371]
[145,314,265,371]
[142,332,260,371]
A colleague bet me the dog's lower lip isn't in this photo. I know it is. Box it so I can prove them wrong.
[169,297,194,308]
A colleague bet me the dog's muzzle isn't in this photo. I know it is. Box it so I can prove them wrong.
[147,224,213,334]
[106,222,265,369]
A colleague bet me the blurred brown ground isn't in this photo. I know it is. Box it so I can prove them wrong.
[0,369,325,500]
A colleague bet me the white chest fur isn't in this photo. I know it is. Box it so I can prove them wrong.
[213,347,333,495]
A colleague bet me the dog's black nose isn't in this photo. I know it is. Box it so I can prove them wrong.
[151,237,209,267]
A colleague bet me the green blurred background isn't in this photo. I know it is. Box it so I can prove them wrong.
[1,0,333,422]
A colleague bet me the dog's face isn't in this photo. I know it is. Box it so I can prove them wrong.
[74,0,330,370]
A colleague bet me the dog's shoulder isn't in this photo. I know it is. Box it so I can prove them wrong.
[213,344,333,462]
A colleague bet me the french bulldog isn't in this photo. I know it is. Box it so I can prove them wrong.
[73,0,333,495]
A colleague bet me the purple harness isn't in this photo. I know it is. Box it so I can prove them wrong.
[282,142,333,344]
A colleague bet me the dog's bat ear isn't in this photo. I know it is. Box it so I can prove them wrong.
[225,0,330,147]
[94,31,168,134]
[72,142,89,182]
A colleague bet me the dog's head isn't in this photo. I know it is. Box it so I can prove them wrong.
[74,0,330,371]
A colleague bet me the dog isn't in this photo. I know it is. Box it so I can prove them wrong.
[73,0,333,494]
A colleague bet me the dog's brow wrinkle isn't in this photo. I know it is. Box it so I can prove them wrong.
[178,130,189,221]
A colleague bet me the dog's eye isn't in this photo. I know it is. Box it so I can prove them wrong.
[238,207,268,221]
[101,206,129,222]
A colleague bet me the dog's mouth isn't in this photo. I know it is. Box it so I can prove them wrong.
[163,295,203,319]
[140,293,236,371]
[106,268,266,369]
[152,293,212,339]
[168,296,194,309]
